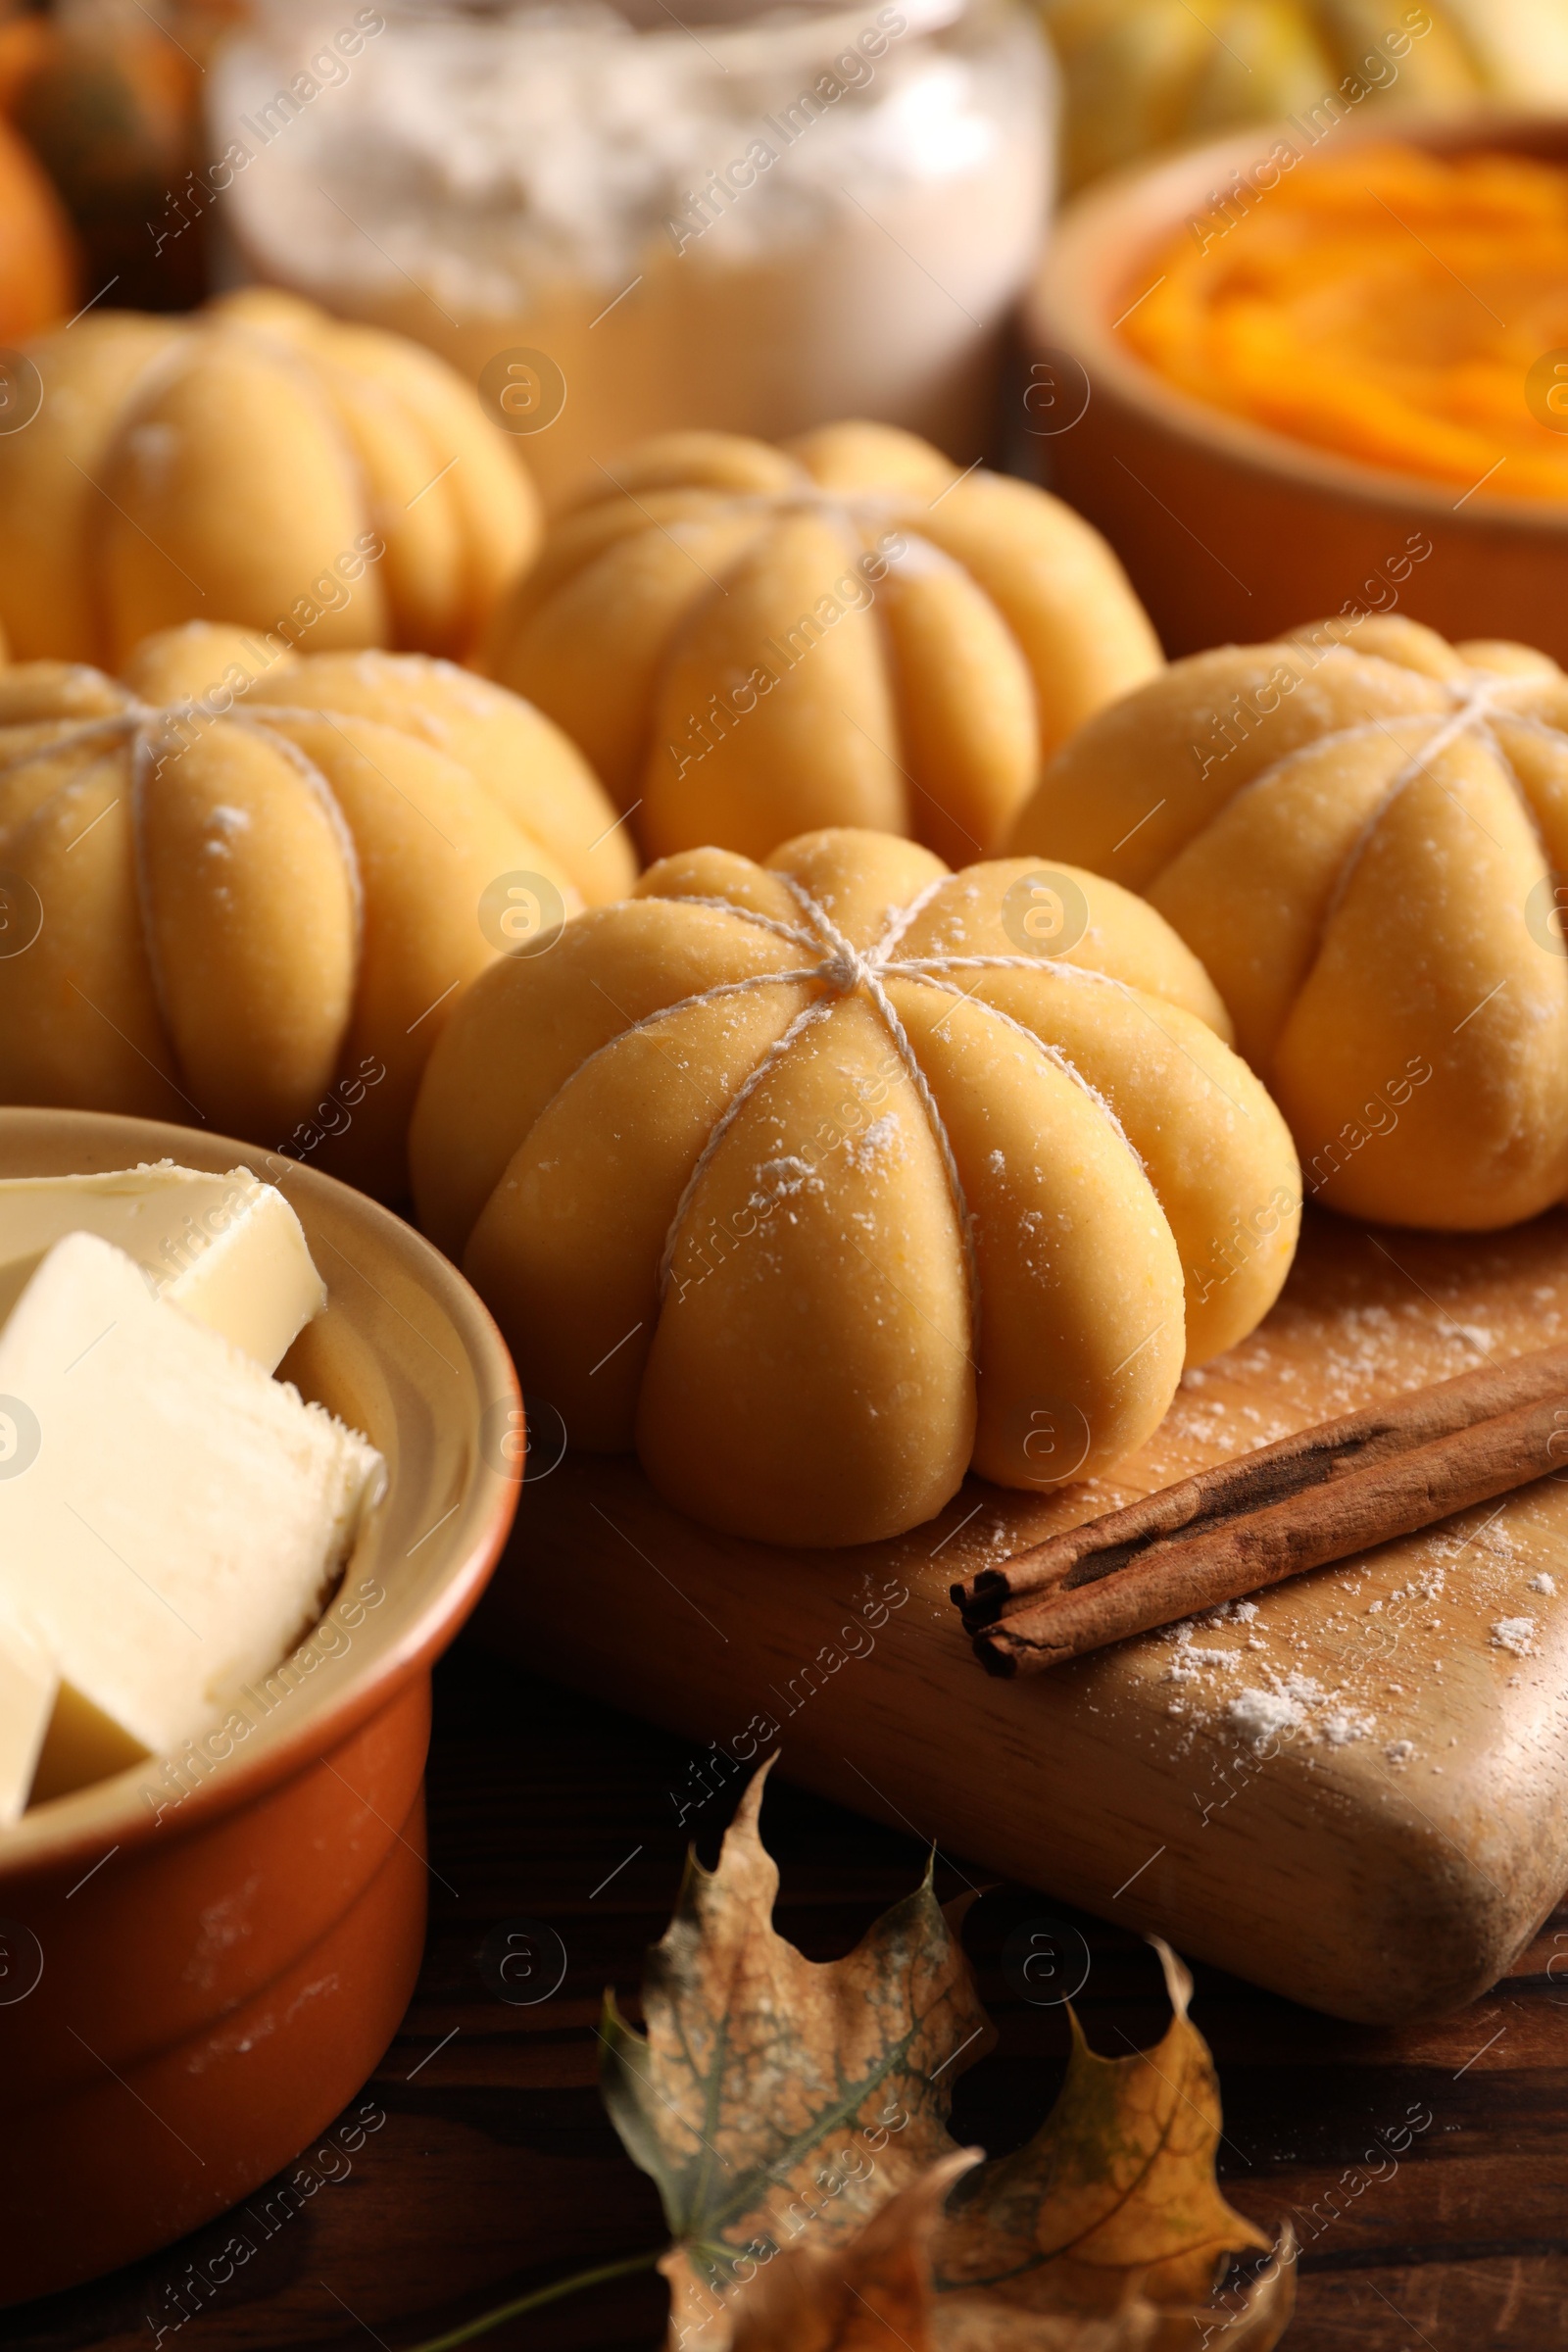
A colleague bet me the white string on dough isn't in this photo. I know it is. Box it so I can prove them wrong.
[646,868,1164,1359]
[1315,676,1516,935]
[654,995,839,1302]
[1,693,372,1072]
[772,869,986,1342]
[1393,677,1509,784]
[652,664,1543,1299]
[0,711,143,785]
[1162,665,1549,964]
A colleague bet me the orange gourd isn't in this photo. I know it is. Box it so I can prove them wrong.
[0,110,76,339]
[11,15,201,309]
[0,13,54,114]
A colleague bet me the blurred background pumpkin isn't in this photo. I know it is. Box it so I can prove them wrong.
[0,64,76,337]
[0,0,234,315]
[1039,0,1568,192]
[0,5,52,109]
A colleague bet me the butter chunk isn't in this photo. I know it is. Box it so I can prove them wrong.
[0,1232,383,1755]
[0,1161,326,1369]
[0,1612,147,1823]
[0,1616,56,1825]
[28,1682,148,1809]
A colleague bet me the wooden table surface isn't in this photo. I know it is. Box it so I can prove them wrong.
[11,1637,1568,2352]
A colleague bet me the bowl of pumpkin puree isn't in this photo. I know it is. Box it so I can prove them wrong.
[1027,112,1568,661]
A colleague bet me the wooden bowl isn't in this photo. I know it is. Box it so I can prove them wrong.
[1026,109,1568,661]
[0,1108,520,2308]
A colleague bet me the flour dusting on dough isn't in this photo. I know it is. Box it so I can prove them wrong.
[842,1113,904,1174]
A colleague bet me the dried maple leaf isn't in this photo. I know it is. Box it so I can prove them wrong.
[720,2161,1294,2352]
[603,1762,1292,2352]
[933,2234,1296,2352]
[599,1758,994,2349]
[725,2150,981,2350]
[933,1942,1272,2331]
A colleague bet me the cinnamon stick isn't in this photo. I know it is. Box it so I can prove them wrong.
[957,1345,1568,1680]
[956,1340,1568,1627]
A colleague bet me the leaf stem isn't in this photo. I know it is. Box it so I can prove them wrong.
[400,2248,665,2352]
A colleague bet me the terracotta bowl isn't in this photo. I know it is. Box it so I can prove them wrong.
[1026,108,1568,661]
[0,1107,520,2307]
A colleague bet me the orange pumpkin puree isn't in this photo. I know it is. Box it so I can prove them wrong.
[1123,144,1568,502]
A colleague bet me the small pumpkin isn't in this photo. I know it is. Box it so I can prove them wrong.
[0,109,76,340]
[9,11,203,310]
[0,621,635,1195]
[0,288,540,666]
[0,12,56,117]
[411,826,1298,1547]
[483,422,1162,870]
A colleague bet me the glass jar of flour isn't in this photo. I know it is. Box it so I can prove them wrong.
[208,0,1054,499]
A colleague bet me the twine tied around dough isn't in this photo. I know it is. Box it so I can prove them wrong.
[0,688,428,961]
[0,690,445,1112]
[1226,663,1565,945]
[638,873,1162,1349]
[1406,674,1512,776]
[645,666,1562,1336]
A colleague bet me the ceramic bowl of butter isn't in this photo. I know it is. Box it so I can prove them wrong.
[1026,111,1568,663]
[0,1106,520,2306]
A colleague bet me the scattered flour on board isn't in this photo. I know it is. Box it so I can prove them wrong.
[1224,1688,1299,1746]
[1222,1671,1377,1752]
[1160,1620,1378,1750]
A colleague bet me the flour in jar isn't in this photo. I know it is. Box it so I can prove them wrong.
[209,0,1054,492]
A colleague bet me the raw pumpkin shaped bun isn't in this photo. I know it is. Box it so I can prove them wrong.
[1011,614,1568,1232]
[0,622,635,1196]
[483,422,1162,868]
[411,827,1299,1547]
[0,288,540,667]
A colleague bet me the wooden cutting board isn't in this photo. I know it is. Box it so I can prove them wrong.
[481,1206,1568,2025]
